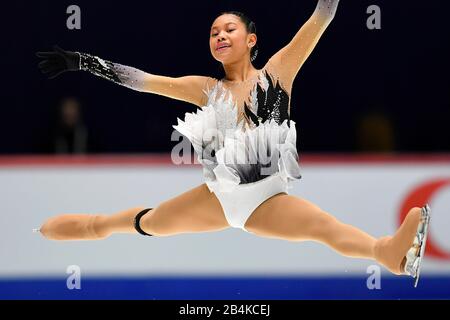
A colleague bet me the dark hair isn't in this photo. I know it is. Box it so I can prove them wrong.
[217,10,259,62]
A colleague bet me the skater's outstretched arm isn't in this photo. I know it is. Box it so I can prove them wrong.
[36,45,211,107]
[267,0,340,88]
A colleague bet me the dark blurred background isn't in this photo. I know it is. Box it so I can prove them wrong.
[1,0,449,155]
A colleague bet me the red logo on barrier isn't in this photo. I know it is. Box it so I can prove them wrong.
[399,178,450,261]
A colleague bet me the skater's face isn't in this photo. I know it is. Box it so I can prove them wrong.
[209,14,257,64]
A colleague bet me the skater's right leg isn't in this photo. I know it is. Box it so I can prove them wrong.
[39,183,230,241]
[139,183,230,237]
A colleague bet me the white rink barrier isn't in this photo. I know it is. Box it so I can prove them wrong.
[0,154,449,277]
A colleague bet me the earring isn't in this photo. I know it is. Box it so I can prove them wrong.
[251,48,258,62]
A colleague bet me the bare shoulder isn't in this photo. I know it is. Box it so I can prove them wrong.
[176,75,219,107]
[199,76,219,106]
[147,74,218,107]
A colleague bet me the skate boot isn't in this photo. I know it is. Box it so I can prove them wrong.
[374,204,431,287]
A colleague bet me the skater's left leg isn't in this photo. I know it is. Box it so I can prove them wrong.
[244,194,377,259]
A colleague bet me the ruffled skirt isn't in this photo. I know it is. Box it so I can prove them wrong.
[173,105,302,193]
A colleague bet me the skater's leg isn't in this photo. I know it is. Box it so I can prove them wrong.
[39,183,229,241]
[139,183,229,236]
[244,194,377,259]
[244,194,424,275]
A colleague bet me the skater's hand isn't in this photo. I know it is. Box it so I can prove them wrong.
[36,45,80,79]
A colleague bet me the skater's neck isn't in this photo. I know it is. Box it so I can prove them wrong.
[221,60,259,83]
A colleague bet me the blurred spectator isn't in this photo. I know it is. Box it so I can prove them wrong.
[355,111,395,152]
[53,97,88,154]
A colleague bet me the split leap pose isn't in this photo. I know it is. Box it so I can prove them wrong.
[36,1,430,287]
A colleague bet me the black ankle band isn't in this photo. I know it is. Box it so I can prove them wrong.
[134,208,153,236]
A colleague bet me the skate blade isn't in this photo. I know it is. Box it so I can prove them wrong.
[413,204,431,288]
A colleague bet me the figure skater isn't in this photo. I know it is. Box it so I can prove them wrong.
[36,0,430,287]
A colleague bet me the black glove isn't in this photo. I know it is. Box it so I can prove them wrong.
[36,45,80,79]
[36,45,149,92]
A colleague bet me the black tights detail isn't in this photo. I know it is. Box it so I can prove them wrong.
[134,208,153,236]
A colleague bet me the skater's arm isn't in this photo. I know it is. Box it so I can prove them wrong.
[267,0,339,89]
[77,51,211,106]
[36,45,211,107]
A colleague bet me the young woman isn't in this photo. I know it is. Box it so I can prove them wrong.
[36,0,430,287]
